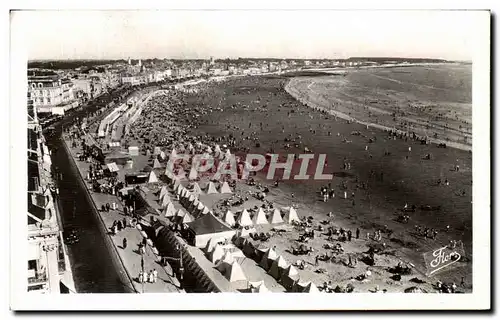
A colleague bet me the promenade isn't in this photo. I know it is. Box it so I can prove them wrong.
[63,133,183,293]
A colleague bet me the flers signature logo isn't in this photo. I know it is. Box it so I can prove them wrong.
[423,242,465,276]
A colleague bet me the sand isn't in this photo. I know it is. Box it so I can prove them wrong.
[173,72,472,291]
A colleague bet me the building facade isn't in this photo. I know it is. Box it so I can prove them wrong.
[27,103,74,293]
[28,71,77,115]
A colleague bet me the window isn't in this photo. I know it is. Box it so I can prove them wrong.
[28,260,37,270]
[38,83,42,88]
[47,98,51,103]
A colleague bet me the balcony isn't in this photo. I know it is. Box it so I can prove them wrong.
[28,270,48,285]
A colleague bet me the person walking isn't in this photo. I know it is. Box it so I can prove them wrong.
[153,269,158,283]
[347,230,352,242]
[122,237,127,249]
[356,228,360,239]
[123,218,127,229]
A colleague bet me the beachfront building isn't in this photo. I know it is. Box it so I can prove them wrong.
[28,70,79,115]
[27,103,73,293]
[184,213,236,248]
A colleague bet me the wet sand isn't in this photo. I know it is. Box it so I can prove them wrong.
[178,74,472,289]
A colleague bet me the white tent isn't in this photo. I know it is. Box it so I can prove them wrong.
[303,282,320,293]
[204,237,225,254]
[200,206,210,215]
[161,193,171,207]
[192,182,203,196]
[206,182,219,194]
[237,209,253,227]
[196,202,205,212]
[252,208,269,225]
[269,208,284,224]
[153,146,161,155]
[163,202,176,217]
[284,207,300,224]
[225,261,247,282]
[268,255,289,280]
[219,181,232,194]
[259,246,278,270]
[188,194,196,203]
[188,167,198,181]
[159,151,166,160]
[173,180,181,191]
[223,210,236,227]
[148,171,159,183]
[181,188,188,198]
[181,212,194,224]
[153,158,163,169]
[209,244,225,264]
[159,186,168,200]
[175,209,185,218]
[285,265,299,278]
[250,280,270,293]
[176,185,184,195]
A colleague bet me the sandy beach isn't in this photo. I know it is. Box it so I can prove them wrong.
[170,69,472,291]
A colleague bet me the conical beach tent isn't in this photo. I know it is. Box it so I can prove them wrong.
[181,212,194,224]
[175,209,185,218]
[208,244,224,264]
[281,265,300,290]
[192,182,203,196]
[205,237,224,254]
[163,202,176,217]
[153,158,163,169]
[219,181,232,194]
[303,282,320,293]
[269,208,284,224]
[148,171,158,183]
[176,185,184,195]
[206,181,219,194]
[188,167,198,181]
[268,255,289,280]
[250,281,270,293]
[223,210,236,227]
[237,209,253,227]
[284,207,300,224]
[159,186,168,200]
[225,261,247,282]
[161,193,171,207]
[252,208,269,225]
[200,206,210,215]
[259,246,278,270]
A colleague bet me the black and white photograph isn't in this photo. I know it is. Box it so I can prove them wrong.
[9,5,491,311]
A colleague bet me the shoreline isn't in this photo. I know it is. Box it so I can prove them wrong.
[177,75,472,291]
[284,78,472,152]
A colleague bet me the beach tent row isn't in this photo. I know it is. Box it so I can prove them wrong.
[204,240,247,283]
[222,207,300,228]
[231,237,319,293]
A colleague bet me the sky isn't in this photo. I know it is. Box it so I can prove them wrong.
[12,10,486,61]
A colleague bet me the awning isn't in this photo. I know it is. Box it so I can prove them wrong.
[106,162,120,172]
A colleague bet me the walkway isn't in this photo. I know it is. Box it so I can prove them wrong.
[64,134,182,293]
